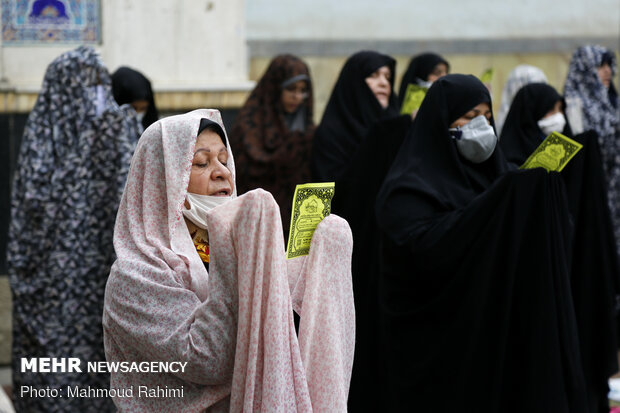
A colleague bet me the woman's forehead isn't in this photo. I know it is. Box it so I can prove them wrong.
[195,130,227,151]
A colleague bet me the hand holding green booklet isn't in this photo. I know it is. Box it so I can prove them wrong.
[286,182,335,259]
[400,84,427,115]
[520,131,583,172]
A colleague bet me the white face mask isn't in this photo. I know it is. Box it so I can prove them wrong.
[449,115,497,163]
[87,85,107,116]
[135,111,146,123]
[95,85,106,116]
[537,112,566,136]
[416,78,433,89]
[182,192,233,229]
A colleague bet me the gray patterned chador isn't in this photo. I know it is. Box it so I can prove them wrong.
[7,46,140,412]
[564,45,620,256]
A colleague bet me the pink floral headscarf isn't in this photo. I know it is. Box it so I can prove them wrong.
[103,109,354,412]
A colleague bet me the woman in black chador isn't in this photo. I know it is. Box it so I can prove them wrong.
[499,83,572,164]
[331,103,411,413]
[375,74,589,412]
[312,51,410,411]
[500,82,619,413]
[112,66,159,131]
[310,50,399,182]
[397,52,449,114]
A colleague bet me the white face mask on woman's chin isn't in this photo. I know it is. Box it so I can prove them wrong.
[449,115,498,163]
[537,112,566,136]
[182,192,233,229]
[416,78,433,89]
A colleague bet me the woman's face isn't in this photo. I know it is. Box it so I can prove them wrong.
[427,63,448,82]
[542,100,563,119]
[450,102,492,128]
[187,129,233,198]
[597,63,612,88]
[131,99,149,114]
[365,65,391,108]
[281,80,309,114]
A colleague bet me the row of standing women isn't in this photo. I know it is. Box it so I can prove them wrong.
[309,46,619,412]
[6,43,619,412]
[231,45,617,411]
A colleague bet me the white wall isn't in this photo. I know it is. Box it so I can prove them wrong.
[247,0,619,40]
[0,0,249,91]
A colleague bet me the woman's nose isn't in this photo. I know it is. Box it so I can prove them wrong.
[211,161,231,180]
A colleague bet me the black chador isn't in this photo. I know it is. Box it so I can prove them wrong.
[311,51,399,182]
[397,52,449,107]
[331,113,412,412]
[500,83,620,413]
[375,74,589,412]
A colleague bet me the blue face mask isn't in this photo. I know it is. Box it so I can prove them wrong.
[449,115,497,163]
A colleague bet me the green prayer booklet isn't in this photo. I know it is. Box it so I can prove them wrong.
[286,182,335,259]
[400,84,428,115]
[480,68,494,84]
[520,131,583,172]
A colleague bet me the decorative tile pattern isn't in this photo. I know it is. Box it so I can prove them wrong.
[2,0,100,44]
